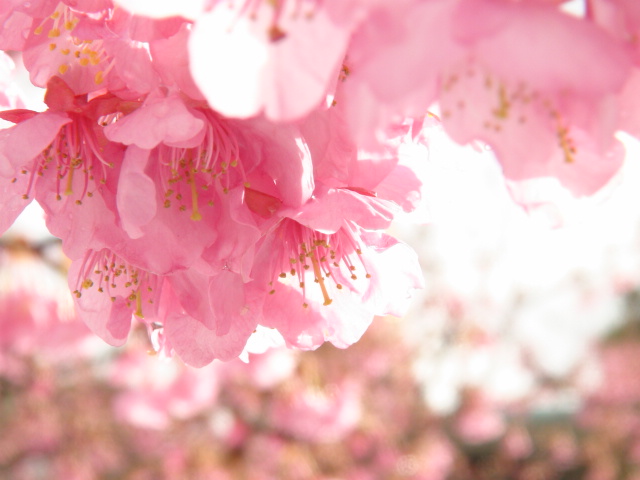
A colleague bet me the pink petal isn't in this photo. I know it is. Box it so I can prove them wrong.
[199,185,260,279]
[358,232,425,317]
[244,188,282,219]
[453,0,632,96]
[0,172,33,234]
[104,93,204,149]
[342,0,461,145]
[167,269,212,326]
[189,2,350,121]
[287,187,396,233]
[69,259,132,346]
[261,283,374,350]
[245,118,315,207]
[116,146,157,239]
[0,111,71,177]
[149,24,205,100]
[109,39,160,94]
[165,310,256,367]
[63,0,112,12]
[207,271,247,336]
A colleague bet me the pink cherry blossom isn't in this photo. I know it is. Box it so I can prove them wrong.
[102,92,300,275]
[254,216,423,350]
[68,247,162,345]
[15,1,182,96]
[7,0,635,371]
[189,0,353,122]
[340,0,462,146]
[342,0,632,194]
[439,0,632,195]
[0,77,128,259]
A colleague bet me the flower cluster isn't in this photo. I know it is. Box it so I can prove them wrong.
[2,0,640,363]
[0,1,428,365]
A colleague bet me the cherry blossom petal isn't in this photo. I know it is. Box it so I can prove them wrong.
[207,270,248,336]
[189,1,350,121]
[199,186,260,279]
[452,0,632,96]
[0,172,33,234]
[116,145,157,239]
[287,187,397,233]
[165,310,256,367]
[68,259,132,346]
[0,111,71,177]
[105,93,205,149]
[245,119,315,207]
[358,232,425,317]
[261,283,374,350]
[149,24,205,100]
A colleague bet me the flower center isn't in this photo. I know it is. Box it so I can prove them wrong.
[440,62,579,163]
[16,115,111,204]
[157,110,248,221]
[226,0,321,42]
[268,220,371,308]
[73,249,158,318]
[33,4,113,85]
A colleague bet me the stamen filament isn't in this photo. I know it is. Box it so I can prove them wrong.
[64,164,74,195]
[189,169,202,221]
[134,290,144,318]
[311,251,332,306]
